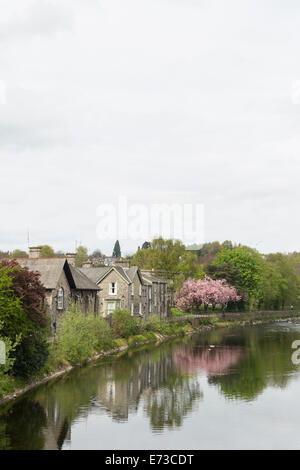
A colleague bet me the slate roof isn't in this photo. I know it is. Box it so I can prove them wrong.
[123,266,138,281]
[114,266,131,283]
[17,258,67,290]
[69,265,100,291]
[79,265,132,284]
[141,271,167,284]
[17,258,99,291]
[123,266,145,284]
[78,267,110,284]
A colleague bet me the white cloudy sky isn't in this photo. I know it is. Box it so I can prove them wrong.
[1,0,300,255]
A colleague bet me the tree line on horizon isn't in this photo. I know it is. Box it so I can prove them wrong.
[1,238,300,310]
[132,238,300,311]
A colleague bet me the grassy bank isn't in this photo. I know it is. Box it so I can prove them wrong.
[1,308,300,404]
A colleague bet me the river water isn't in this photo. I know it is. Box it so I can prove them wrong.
[1,322,300,450]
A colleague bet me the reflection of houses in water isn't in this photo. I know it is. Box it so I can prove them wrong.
[174,345,245,377]
[0,345,204,449]
[97,349,203,431]
[42,403,71,451]
[97,355,174,421]
[143,376,202,431]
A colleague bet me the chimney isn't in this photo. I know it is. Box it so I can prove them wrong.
[29,246,42,259]
[66,253,76,266]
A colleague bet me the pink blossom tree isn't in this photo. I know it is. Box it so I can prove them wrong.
[175,276,241,313]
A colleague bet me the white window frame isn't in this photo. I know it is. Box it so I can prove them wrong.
[109,282,117,295]
[131,303,134,316]
[131,284,134,296]
[57,287,64,310]
[139,284,142,296]
[139,302,142,315]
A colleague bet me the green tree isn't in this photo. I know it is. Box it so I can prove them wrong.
[0,260,48,378]
[222,240,234,250]
[76,246,88,267]
[0,264,28,339]
[264,254,300,308]
[0,321,21,396]
[211,246,263,309]
[260,260,283,310]
[198,241,223,257]
[112,240,121,258]
[40,245,55,258]
[10,250,28,259]
[132,237,203,294]
[141,241,151,250]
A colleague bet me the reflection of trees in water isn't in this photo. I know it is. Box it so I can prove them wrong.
[0,342,203,449]
[97,344,202,427]
[1,324,299,449]
[174,345,244,376]
[208,327,300,401]
[0,398,47,450]
[143,375,202,431]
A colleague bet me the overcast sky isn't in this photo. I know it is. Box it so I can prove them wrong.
[1,0,300,256]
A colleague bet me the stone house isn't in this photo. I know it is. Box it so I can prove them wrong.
[78,265,129,315]
[124,266,147,317]
[78,265,143,316]
[17,247,100,321]
[141,270,168,320]
[79,264,168,319]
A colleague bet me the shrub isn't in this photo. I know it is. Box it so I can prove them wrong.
[146,314,161,332]
[47,308,116,368]
[112,309,139,338]
[50,308,98,365]
[93,317,114,350]
[13,328,49,378]
[145,315,173,335]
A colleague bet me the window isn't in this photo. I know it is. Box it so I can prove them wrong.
[139,303,142,315]
[57,287,64,310]
[131,303,134,316]
[148,286,152,299]
[106,301,120,316]
[109,282,117,295]
[139,284,142,296]
[131,284,134,296]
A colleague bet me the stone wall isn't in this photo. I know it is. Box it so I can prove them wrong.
[47,269,73,322]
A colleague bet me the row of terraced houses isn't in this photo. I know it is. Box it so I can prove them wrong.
[18,247,168,323]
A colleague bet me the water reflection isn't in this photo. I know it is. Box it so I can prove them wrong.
[0,322,300,450]
[207,324,300,401]
[174,345,245,376]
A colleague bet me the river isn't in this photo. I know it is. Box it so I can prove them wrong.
[1,322,300,450]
